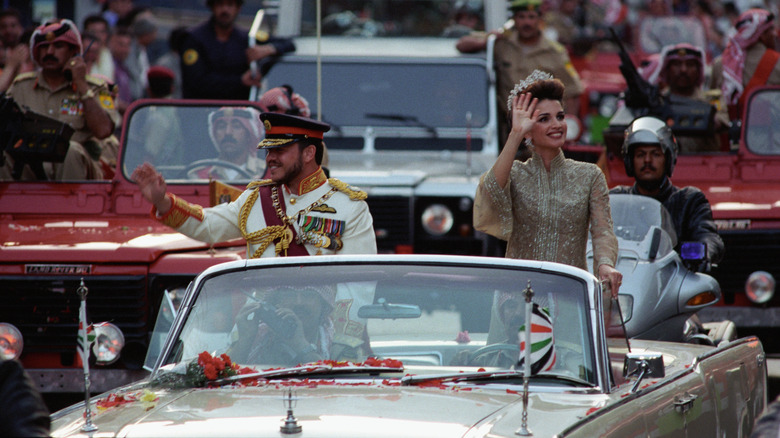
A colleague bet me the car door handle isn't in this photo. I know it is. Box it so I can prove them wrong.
[673,392,698,414]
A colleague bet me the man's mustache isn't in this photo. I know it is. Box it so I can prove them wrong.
[640,164,657,171]
[42,55,58,63]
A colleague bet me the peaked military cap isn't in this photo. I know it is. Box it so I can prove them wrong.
[258,112,330,149]
[508,0,541,12]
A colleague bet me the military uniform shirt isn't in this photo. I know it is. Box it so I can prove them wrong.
[494,30,584,114]
[7,71,120,145]
[181,18,296,100]
[156,168,377,258]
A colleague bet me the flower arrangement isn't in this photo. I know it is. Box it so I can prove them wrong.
[187,351,240,386]
[153,351,255,389]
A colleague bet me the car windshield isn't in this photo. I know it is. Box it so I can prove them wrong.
[158,261,597,386]
[121,101,267,183]
[744,88,780,155]
[262,55,490,152]
[609,194,677,248]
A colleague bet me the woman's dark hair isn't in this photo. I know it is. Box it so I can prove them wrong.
[506,78,565,129]
[522,78,565,102]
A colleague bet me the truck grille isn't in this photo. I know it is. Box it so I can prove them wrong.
[717,230,780,305]
[365,196,413,252]
[0,276,148,353]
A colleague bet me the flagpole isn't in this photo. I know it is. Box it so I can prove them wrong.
[517,280,534,436]
[77,278,98,433]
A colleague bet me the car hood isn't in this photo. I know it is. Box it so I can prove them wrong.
[0,216,224,263]
[329,150,493,188]
[51,383,608,438]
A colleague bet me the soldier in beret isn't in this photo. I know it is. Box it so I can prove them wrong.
[132,112,376,257]
[456,0,583,152]
[180,0,295,100]
[2,18,120,181]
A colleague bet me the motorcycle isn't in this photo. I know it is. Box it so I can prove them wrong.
[588,193,736,345]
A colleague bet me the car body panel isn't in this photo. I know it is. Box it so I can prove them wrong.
[50,255,766,437]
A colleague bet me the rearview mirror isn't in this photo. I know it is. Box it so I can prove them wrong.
[358,298,422,319]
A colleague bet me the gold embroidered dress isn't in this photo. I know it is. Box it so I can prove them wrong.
[474,151,617,271]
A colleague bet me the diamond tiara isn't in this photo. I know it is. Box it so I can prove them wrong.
[507,70,554,112]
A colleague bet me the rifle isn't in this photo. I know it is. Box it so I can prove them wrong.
[608,28,714,136]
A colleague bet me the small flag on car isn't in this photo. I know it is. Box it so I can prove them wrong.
[77,298,95,372]
[518,303,556,374]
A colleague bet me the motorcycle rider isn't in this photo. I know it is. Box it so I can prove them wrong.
[610,116,724,271]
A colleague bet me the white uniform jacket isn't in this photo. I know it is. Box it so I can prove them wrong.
[155,169,377,257]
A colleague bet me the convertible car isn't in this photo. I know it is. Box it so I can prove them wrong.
[50,255,767,437]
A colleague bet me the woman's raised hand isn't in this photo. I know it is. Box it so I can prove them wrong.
[511,92,538,138]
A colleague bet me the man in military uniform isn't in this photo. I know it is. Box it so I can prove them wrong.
[456,0,583,149]
[132,112,376,257]
[655,43,729,153]
[3,19,120,180]
[133,113,376,360]
[181,0,295,100]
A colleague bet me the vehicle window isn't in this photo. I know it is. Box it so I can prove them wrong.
[636,16,706,55]
[166,263,596,384]
[300,0,483,37]
[745,89,780,155]
[122,102,266,182]
[263,60,490,141]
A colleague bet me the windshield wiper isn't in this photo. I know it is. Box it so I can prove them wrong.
[213,363,404,385]
[365,113,438,137]
[402,370,595,388]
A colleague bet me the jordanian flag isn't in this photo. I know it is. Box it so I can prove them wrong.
[518,303,556,374]
[76,299,95,374]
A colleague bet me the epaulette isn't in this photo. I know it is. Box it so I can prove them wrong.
[328,178,367,201]
[704,89,722,98]
[549,39,567,54]
[86,74,106,86]
[11,71,36,83]
[246,178,274,190]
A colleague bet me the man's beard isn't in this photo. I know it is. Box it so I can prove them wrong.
[273,156,303,186]
[636,173,664,192]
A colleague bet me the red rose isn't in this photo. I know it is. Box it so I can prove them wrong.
[204,363,218,380]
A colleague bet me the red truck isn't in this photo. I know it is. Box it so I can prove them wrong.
[0,100,258,397]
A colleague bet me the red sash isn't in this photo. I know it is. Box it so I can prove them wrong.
[734,48,780,117]
[258,185,309,256]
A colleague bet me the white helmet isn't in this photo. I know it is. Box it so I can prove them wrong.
[621,116,678,177]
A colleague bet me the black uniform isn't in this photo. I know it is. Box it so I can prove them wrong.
[611,178,725,265]
[180,18,295,100]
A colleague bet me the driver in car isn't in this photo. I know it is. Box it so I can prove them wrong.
[610,116,724,271]
[193,106,265,180]
[230,285,338,366]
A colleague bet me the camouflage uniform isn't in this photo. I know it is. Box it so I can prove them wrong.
[6,71,120,180]
[493,29,584,146]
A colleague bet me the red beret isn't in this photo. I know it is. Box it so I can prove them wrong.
[147,65,175,81]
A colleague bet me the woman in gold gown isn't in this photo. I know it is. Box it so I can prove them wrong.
[474,70,623,293]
